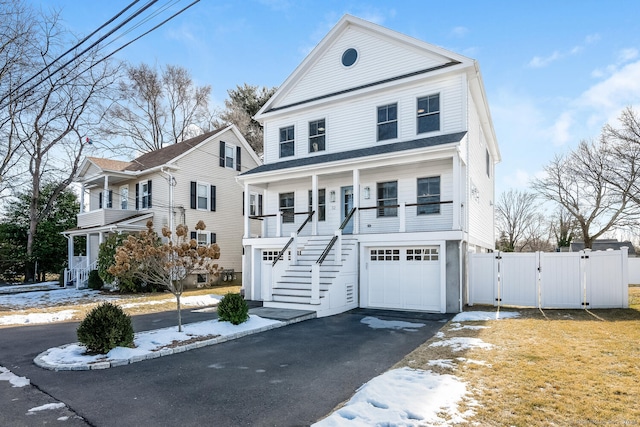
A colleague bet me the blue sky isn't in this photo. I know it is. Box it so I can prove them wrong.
[31,0,640,196]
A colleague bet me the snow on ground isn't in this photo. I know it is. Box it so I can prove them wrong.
[448,322,490,331]
[313,367,473,426]
[429,336,494,352]
[0,366,30,387]
[40,315,282,368]
[0,288,117,308]
[360,316,425,331]
[0,309,77,326]
[27,402,66,412]
[453,311,520,321]
[119,294,220,309]
[0,281,61,294]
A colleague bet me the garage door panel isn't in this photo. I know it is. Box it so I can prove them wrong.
[367,246,441,312]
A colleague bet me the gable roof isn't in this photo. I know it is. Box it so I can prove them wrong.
[241,131,466,176]
[86,157,132,171]
[124,128,225,171]
[256,14,473,119]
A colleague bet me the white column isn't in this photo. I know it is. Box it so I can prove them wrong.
[352,169,360,234]
[243,183,250,238]
[67,235,74,269]
[80,183,85,213]
[103,176,109,209]
[452,153,461,231]
[85,234,91,269]
[311,174,318,236]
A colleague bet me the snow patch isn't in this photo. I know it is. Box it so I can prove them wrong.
[360,316,425,330]
[0,366,30,387]
[452,311,520,322]
[28,402,65,412]
[429,337,494,352]
[0,309,77,326]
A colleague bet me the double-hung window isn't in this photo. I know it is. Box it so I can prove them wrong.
[120,185,128,210]
[219,141,241,171]
[280,126,295,158]
[309,119,325,152]
[308,189,326,221]
[377,103,397,141]
[417,94,440,134]
[190,182,216,211]
[137,180,152,210]
[279,192,295,223]
[197,183,208,210]
[377,181,398,217]
[417,176,441,215]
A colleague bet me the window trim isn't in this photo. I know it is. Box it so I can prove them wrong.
[196,181,210,211]
[417,176,441,215]
[377,181,398,217]
[308,119,326,153]
[308,189,326,221]
[138,180,152,210]
[279,125,295,158]
[279,192,295,223]
[416,93,440,134]
[377,103,398,141]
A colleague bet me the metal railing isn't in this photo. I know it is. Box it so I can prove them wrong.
[272,210,315,267]
[317,207,356,265]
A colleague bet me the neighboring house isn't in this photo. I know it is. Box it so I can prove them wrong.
[570,239,636,256]
[63,125,261,288]
[238,15,500,317]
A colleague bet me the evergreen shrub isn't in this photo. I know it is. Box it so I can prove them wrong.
[77,302,134,354]
[217,293,249,325]
[88,270,104,290]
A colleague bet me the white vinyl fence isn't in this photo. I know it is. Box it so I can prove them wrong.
[469,248,629,309]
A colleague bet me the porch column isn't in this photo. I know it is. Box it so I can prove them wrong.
[352,169,360,234]
[453,153,461,231]
[85,233,91,269]
[103,175,109,208]
[67,235,74,269]
[311,174,318,236]
[80,183,85,213]
[243,183,250,238]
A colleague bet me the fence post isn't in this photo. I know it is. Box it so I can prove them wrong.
[621,246,629,308]
[495,251,502,308]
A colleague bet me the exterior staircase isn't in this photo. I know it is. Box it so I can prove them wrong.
[265,235,358,313]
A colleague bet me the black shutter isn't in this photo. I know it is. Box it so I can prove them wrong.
[147,180,152,208]
[99,192,103,209]
[135,183,139,210]
[242,191,245,215]
[258,194,263,216]
[219,141,225,167]
[190,231,196,240]
[210,232,216,244]
[108,190,113,208]
[236,146,241,172]
[190,181,197,209]
[210,185,216,211]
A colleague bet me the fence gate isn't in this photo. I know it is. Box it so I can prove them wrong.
[469,249,629,309]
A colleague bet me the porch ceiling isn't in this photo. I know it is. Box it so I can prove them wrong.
[63,213,153,236]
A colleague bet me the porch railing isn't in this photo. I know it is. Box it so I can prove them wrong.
[272,211,315,267]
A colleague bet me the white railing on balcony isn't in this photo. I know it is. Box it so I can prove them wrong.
[64,260,97,289]
[77,208,139,228]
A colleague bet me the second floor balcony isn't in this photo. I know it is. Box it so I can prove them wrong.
[77,208,143,229]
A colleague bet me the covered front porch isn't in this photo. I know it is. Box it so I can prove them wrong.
[62,213,152,288]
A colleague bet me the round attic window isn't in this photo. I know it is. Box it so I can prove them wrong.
[341,48,358,67]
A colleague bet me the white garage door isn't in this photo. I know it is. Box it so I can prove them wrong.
[367,246,442,312]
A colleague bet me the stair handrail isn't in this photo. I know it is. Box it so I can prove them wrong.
[317,207,357,265]
[272,210,315,267]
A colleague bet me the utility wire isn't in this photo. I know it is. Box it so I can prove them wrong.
[0,0,143,107]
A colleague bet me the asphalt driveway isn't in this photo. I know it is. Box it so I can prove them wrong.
[0,308,451,426]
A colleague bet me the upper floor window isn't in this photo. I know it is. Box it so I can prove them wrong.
[279,192,295,223]
[99,190,112,209]
[120,185,128,210]
[417,176,441,215]
[377,103,397,141]
[249,193,263,216]
[377,181,397,217]
[417,94,440,134]
[190,181,216,211]
[280,126,295,158]
[219,141,241,171]
[309,119,325,152]
[136,180,152,210]
[308,189,326,221]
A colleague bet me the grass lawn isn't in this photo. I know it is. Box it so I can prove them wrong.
[395,286,640,426]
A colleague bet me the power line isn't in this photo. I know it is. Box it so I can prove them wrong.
[0,0,143,108]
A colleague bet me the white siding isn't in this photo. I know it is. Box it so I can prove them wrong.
[264,75,466,164]
[279,26,451,107]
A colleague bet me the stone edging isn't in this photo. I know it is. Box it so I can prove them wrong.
[34,312,316,371]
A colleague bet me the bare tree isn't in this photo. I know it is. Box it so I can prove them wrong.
[532,140,640,249]
[0,0,37,197]
[105,63,211,154]
[2,8,119,281]
[496,189,541,251]
[213,83,277,154]
[109,220,221,331]
[549,207,578,249]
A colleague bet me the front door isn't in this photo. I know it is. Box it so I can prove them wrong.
[341,186,354,234]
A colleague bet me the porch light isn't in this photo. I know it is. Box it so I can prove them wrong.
[330,190,336,203]
[364,186,371,199]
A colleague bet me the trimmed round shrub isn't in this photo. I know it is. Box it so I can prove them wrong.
[217,293,249,325]
[87,270,104,290]
[77,302,134,354]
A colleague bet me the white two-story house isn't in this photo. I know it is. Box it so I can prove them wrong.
[64,125,261,288]
[238,15,500,317]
